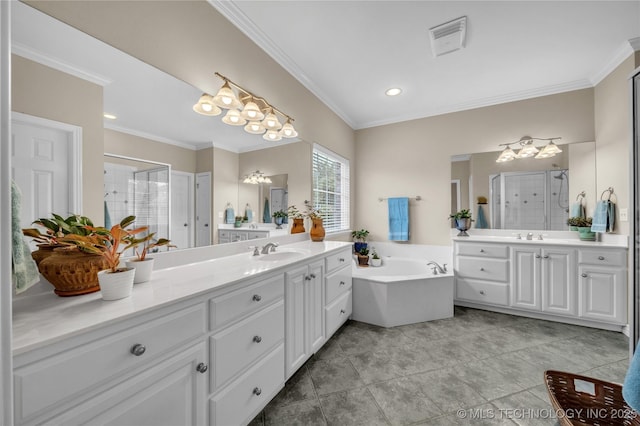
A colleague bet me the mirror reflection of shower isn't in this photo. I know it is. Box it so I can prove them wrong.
[490,169,569,230]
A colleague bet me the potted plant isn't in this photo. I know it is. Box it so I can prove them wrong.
[449,209,474,236]
[304,200,325,242]
[61,216,147,300]
[287,205,305,234]
[234,216,243,228]
[272,210,287,229]
[574,217,595,241]
[357,247,370,267]
[370,248,382,267]
[124,232,175,283]
[567,216,584,231]
[352,229,370,253]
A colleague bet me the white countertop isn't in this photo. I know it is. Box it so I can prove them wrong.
[12,240,351,355]
[451,235,628,248]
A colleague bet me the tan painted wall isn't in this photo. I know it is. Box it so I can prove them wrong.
[212,147,239,244]
[568,142,598,216]
[104,129,197,173]
[594,55,636,236]
[450,160,470,213]
[11,55,104,222]
[355,89,595,245]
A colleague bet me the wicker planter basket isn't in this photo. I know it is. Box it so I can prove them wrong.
[545,370,640,425]
[38,247,109,297]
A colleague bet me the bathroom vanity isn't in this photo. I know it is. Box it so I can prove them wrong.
[453,236,628,330]
[12,240,352,426]
[217,224,289,244]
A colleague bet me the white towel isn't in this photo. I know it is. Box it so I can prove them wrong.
[11,181,40,293]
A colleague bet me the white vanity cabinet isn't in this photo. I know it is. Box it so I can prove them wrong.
[454,239,627,329]
[218,229,269,244]
[13,303,208,426]
[578,249,627,324]
[511,245,576,316]
[324,248,353,337]
[284,260,324,379]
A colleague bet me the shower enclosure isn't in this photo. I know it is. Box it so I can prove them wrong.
[490,169,569,230]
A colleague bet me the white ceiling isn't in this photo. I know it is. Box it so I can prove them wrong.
[11,1,640,153]
[211,0,640,130]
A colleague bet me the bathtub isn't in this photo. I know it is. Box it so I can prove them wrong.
[352,256,454,328]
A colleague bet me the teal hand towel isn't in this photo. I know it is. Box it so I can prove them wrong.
[388,197,409,241]
[623,344,640,412]
[591,200,615,233]
[570,202,584,218]
[245,205,253,223]
[475,205,488,229]
[225,204,235,224]
[11,181,40,294]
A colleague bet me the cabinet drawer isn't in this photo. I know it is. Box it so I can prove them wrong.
[209,274,284,331]
[456,278,509,306]
[457,243,508,258]
[325,249,351,273]
[579,249,626,267]
[210,345,284,426]
[456,257,509,282]
[219,230,230,239]
[211,301,284,391]
[14,304,206,423]
[325,266,352,304]
[325,290,352,337]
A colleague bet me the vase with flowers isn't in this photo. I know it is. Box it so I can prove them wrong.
[288,205,305,234]
[304,200,325,242]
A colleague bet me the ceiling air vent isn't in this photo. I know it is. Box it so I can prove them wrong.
[429,16,467,57]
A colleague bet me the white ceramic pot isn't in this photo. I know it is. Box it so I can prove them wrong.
[370,258,382,267]
[98,268,135,300]
[125,258,154,284]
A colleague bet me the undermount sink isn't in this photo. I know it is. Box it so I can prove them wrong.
[254,248,309,262]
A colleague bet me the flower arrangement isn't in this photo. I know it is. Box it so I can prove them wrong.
[304,200,322,220]
[287,205,304,219]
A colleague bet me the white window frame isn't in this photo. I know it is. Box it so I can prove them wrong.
[312,144,350,233]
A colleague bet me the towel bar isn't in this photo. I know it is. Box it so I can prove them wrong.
[378,196,422,202]
[600,187,614,200]
[575,191,585,201]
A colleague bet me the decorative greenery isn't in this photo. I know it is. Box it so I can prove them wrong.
[371,249,380,260]
[60,215,147,273]
[287,205,304,219]
[124,232,175,261]
[449,209,473,220]
[272,210,287,219]
[22,213,94,245]
[567,216,592,227]
[358,247,370,256]
[304,200,322,220]
[351,229,370,242]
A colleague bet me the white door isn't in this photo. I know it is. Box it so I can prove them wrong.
[171,171,194,250]
[511,246,541,311]
[307,261,325,353]
[11,113,81,229]
[195,172,211,247]
[270,187,287,217]
[285,264,308,379]
[541,247,576,316]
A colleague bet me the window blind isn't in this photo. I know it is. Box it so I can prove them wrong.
[312,145,350,232]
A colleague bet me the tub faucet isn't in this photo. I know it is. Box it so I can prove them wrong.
[261,242,279,254]
[427,261,447,274]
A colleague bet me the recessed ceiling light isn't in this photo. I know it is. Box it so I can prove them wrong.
[385,87,402,96]
[103,113,117,120]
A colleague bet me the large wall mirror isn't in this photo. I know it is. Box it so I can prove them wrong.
[451,141,596,231]
[12,2,305,249]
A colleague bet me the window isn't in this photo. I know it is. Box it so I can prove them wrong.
[312,144,350,232]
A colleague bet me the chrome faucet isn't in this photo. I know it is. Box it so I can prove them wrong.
[526,232,534,240]
[261,242,279,254]
[427,261,447,274]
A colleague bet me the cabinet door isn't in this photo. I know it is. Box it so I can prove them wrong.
[541,248,576,316]
[511,246,541,311]
[579,265,627,324]
[48,343,207,426]
[307,260,325,354]
[285,265,309,378]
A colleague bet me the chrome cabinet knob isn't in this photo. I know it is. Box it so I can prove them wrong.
[581,273,588,278]
[543,255,549,259]
[253,335,262,343]
[340,309,346,315]
[183,223,188,227]
[196,363,208,374]
[479,290,486,295]
[339,258,345,262]
[535,254,541,258]
[252,294,262,302]
[480,267,485,271]
[310,274,316,279]
[598,256,605,260]
[253,387,262,396]
[305,276,311,281]
[480,249,485,253]
[130,344,146,356]
[339,281,345,286]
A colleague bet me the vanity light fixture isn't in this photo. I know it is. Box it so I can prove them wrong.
[242,170,272,185]
[495,136,562,163]
[193,72,297,141]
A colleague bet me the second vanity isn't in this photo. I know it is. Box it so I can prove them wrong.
[453,234,628,331]
[12,238,352,426]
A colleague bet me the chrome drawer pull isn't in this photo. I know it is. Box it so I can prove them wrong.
[598,256,605,260]
[253,387,262,396]
[480,249,485,253]
[196,363,208,374]
[305,276,312,281]
[479,290,486,295]
[543,255,549,259]
[253,335,262,343]
[130,344,146,356]
[339,258,345,262]
[310,274,316,279]
[339,281,345,286]
[252,294,262,302]
[582,273,588,278]
[480,267,485,271]
[535,254,541,258]
[340,309,346,315]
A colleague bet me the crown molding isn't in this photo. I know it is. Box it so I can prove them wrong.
[207,0,357,129]
[12,42,111,87]
[104,123,198,151]
[589,39,638,86]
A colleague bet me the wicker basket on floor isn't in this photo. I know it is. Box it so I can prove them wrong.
[545,370,640,426]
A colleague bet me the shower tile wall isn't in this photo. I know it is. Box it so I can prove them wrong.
[104,163,135,224]
[504,173,546,229]
[548,172,570,230]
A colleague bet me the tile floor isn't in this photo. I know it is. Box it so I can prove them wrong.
[249,307,630,426]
